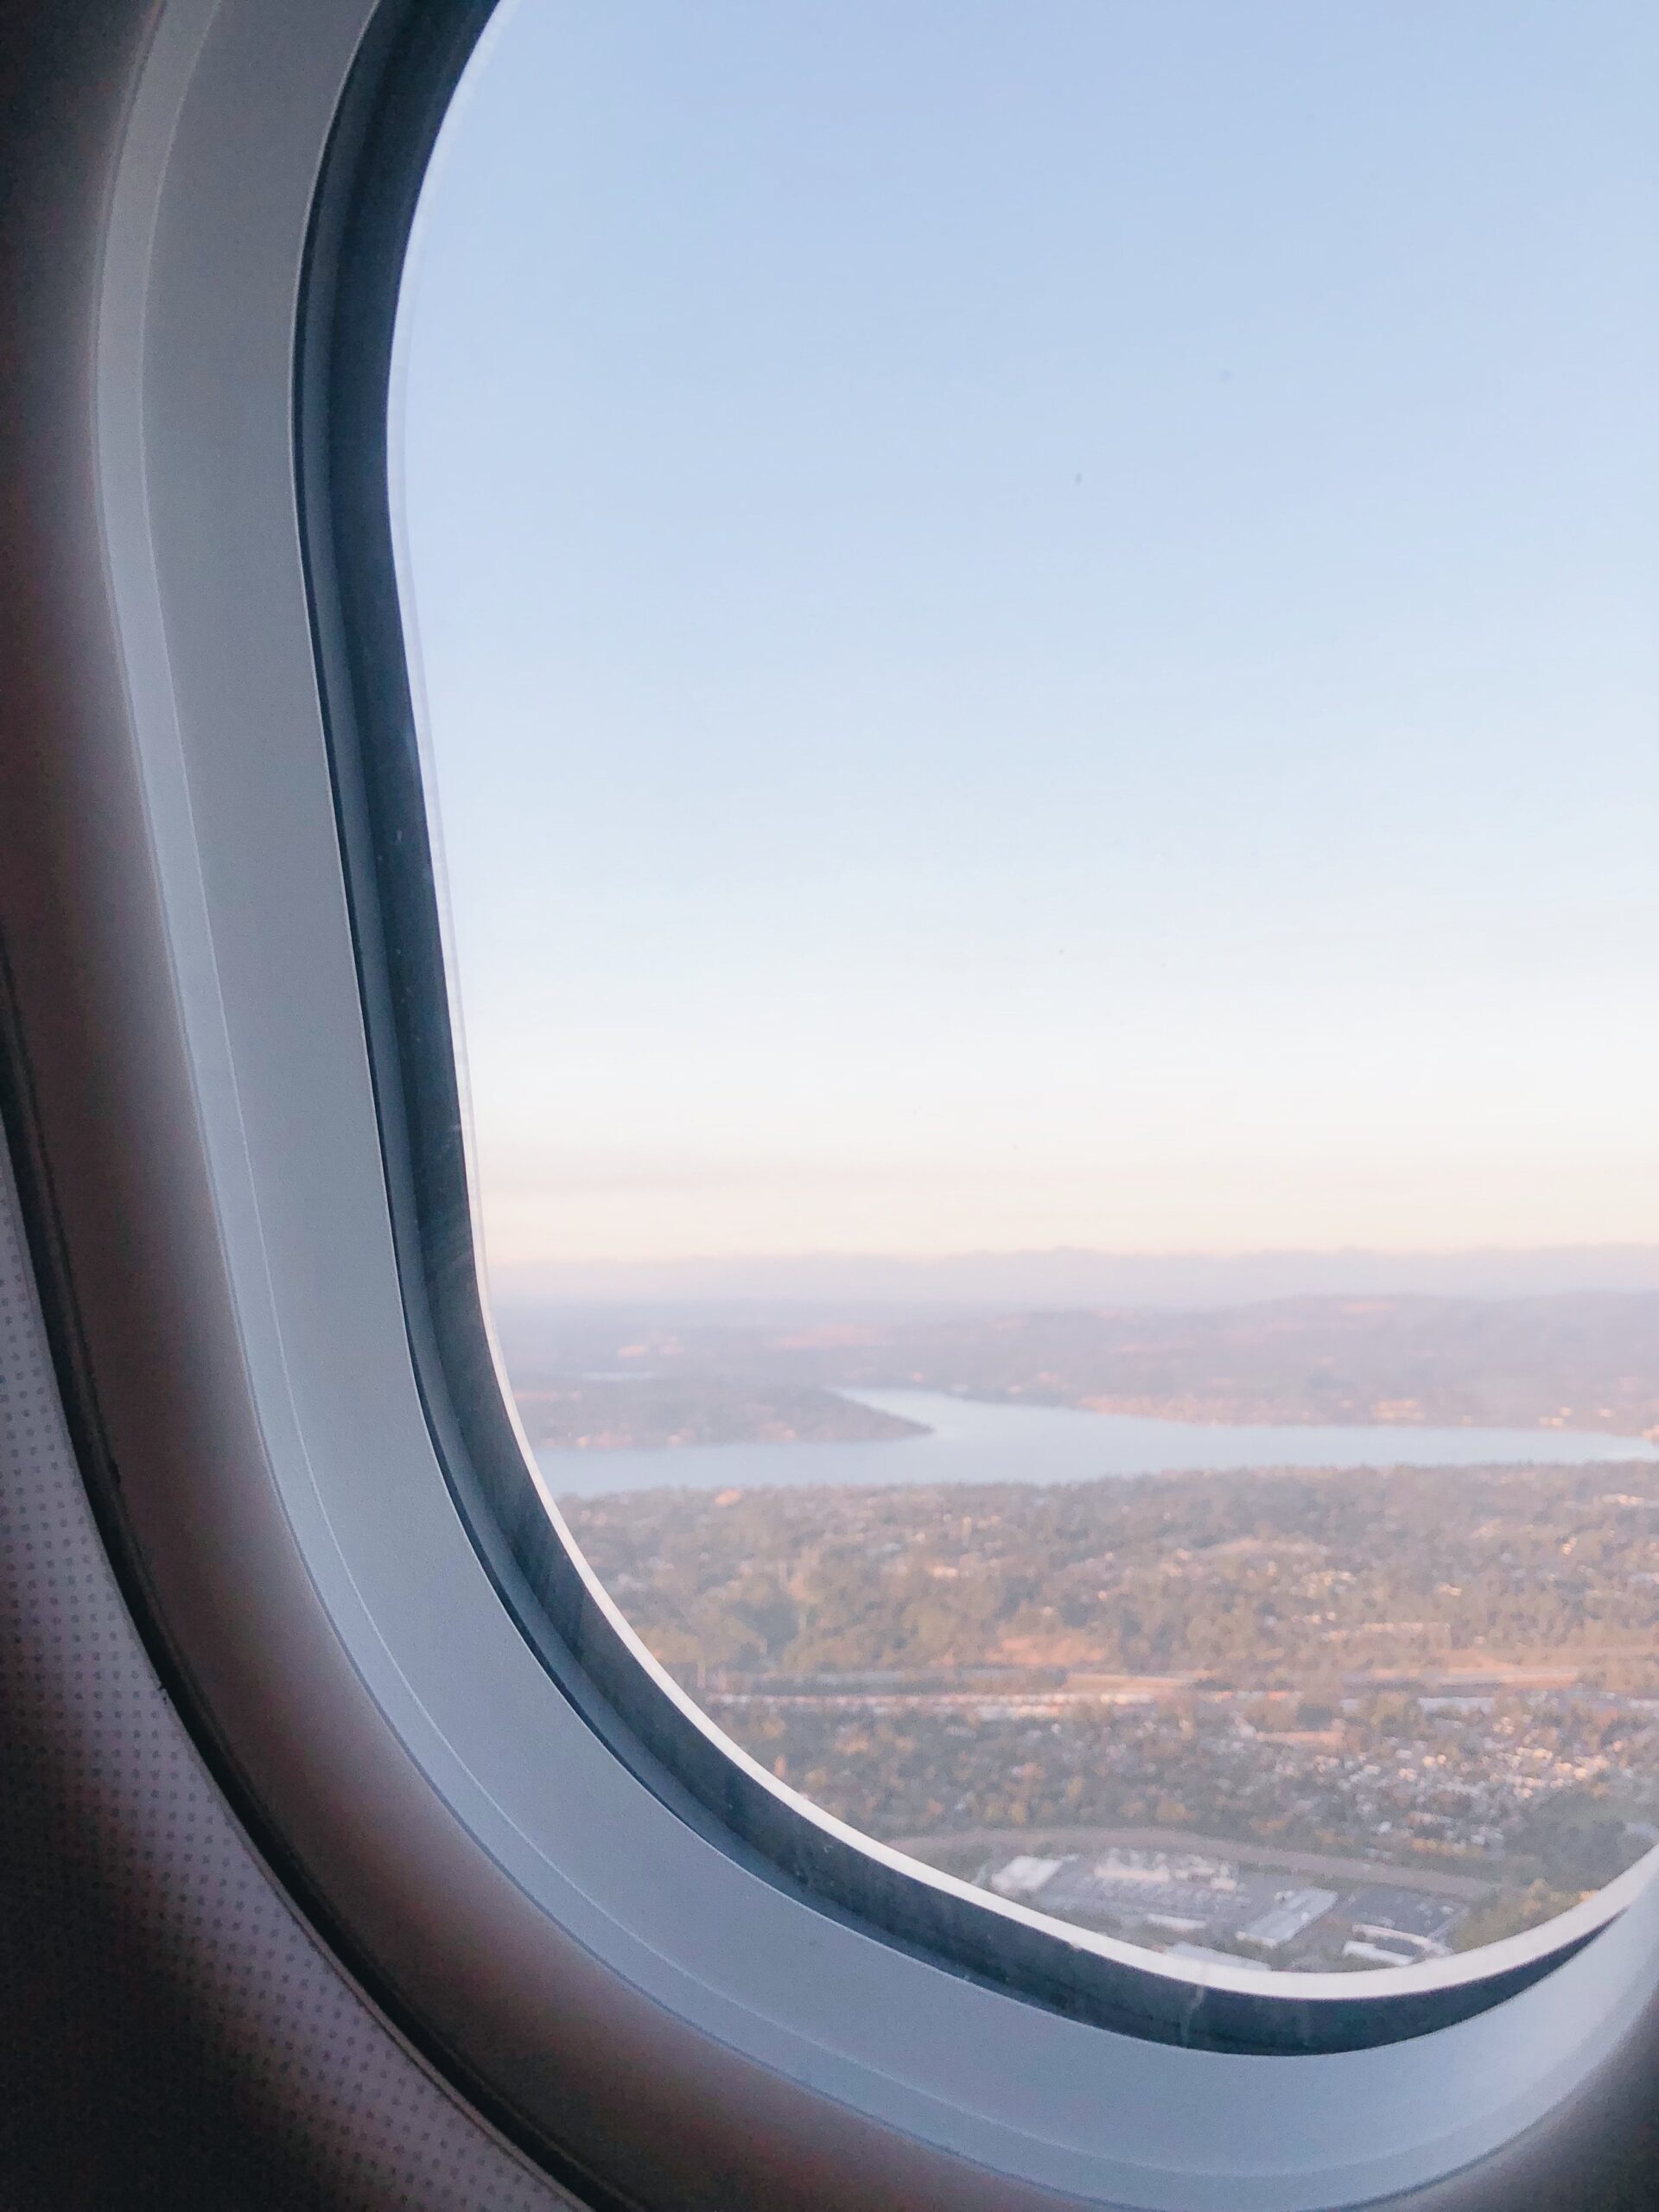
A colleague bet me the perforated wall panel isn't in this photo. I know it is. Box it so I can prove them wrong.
[0,1136,583,2210]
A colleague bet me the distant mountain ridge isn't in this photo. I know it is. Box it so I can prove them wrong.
[492,1244,1659,1313]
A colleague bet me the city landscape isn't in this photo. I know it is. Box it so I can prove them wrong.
[519,1289,1659,1972]
[560,1465,1659,1968]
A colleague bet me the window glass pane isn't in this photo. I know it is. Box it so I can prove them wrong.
[402,0,1659,1973]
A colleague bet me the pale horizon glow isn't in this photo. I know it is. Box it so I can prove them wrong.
[471,1147,1659,1269]
[400,0,1659,1274]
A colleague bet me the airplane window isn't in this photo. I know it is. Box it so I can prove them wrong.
[397,0,1659,1979]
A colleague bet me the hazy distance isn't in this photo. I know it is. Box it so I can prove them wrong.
[487,1244,1659,1313]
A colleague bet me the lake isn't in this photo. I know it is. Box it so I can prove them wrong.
[541,1388,1659,1499]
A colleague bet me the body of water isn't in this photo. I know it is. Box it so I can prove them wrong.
[542,1389,1659,1499]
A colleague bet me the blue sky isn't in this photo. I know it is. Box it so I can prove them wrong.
[397,0,1659,1274]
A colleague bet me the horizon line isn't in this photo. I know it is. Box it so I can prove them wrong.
[489,1239,1659,1269]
